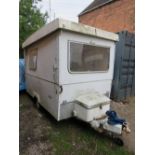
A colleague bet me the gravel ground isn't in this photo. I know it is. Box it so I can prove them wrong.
[19,92,134,155]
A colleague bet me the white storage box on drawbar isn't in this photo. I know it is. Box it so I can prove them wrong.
[74,92,110,122]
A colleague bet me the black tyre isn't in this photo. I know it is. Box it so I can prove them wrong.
[36,100,40,109]
[33,97,40,110]
[113,138,124,146]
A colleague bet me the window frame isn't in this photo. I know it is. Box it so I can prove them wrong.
[28,48,38,71]
[68,40,111,74]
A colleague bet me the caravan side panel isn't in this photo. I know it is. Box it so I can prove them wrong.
[25,32,60,120]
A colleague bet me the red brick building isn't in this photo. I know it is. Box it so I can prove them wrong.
[79,0,135,33]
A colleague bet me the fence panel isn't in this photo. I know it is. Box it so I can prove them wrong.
[111,31,135,101]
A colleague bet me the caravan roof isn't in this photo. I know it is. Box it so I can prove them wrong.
[22,18,119,48]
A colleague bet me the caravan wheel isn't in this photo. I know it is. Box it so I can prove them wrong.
[36,101,41,110]
[113,137,124,146]
[33,97,40,110]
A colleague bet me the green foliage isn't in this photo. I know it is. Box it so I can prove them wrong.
[19,0,48,49]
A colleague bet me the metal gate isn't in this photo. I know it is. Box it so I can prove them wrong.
[110,31,135,101]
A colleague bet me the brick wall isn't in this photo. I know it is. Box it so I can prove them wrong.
[79,0,135,33]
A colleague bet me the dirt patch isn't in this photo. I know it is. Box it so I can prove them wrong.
[111,97,135,152]
[19,93,54,155]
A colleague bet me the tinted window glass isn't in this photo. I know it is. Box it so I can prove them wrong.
[70,42,110,72]
[29,49,38,71]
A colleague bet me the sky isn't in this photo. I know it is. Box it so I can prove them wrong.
[37,0,94,23]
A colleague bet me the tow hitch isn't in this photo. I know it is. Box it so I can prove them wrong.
[73,91,131,146]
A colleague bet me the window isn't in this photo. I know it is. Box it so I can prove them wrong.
[69,42,110,72]
[29,48,38,71]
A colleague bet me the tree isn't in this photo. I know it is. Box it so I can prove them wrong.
[19,0,48,57]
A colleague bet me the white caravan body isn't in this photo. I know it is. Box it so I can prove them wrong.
[23,18,119,122]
